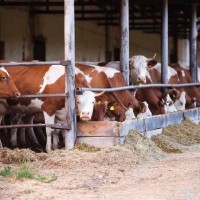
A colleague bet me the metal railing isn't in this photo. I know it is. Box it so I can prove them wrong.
[77,82,200,93]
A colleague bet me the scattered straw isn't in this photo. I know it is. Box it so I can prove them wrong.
[163,118,200,146]
[121,130,166,161]
[75,143,101,152]
[0,148,47,164]
[152,118,200,153]
[152,134,183,153]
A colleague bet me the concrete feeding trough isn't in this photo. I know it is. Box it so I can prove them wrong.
[76,108,200,148]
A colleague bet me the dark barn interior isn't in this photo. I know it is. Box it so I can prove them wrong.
[0,0,199,38]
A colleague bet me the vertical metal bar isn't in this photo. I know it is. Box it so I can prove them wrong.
[161,0,168,93]
[190,3,197,82]
[120,0,129,86]
[64,0,76,149]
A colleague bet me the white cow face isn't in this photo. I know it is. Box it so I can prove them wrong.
[76,91,96,121]
[164,94,177,113]
[174,91,186,111]
[129,55,157,84]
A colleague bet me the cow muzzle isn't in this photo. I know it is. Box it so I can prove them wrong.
[137,77,146,84]
[80,112,91,121]
[13,91,21,98]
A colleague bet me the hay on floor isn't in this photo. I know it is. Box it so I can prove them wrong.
[0,148,47,164]
[163,119,200,145]
[152,134,183,153]
[121,130,166,161]
[152,118,200,153]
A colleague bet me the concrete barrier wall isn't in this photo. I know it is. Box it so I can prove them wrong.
[119,108,199,139]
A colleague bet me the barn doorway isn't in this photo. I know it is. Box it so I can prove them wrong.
[33,36,46,61]
[114,47,120,61]
[0,41,5,59]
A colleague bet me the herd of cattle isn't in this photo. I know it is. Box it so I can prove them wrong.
[0,55,199,152]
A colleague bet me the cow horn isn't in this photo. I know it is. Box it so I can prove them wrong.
[146,53,157,61]
[94,91,105,97]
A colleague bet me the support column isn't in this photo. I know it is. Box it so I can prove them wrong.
[120,0,129,85]
[64,0,76,149]
[161,0,168,93]
[190,3,198,82]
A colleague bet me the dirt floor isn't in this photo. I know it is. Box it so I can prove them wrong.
[1,119,200,200]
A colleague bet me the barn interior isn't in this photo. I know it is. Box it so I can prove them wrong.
[0,0,200,150]
[0,0,200,67]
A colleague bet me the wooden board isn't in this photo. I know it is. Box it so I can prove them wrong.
[77,121,120,137]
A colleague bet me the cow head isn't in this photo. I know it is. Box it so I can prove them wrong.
[0,67,21,98]
[76,91,104,121]
[106,101,126,122]
[163,94,177,113]
[173,91,186,111]
[91,95,108,121]
[168,89,187,111]
[137,101,152,119]
[147,97,166,115]
[129,54,157,84]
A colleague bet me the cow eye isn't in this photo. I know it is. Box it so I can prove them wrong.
[1,76,7,81]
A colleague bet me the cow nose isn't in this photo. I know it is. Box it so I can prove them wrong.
[138,77,146,83]
[82,112,89,116]
[14,91,21,97]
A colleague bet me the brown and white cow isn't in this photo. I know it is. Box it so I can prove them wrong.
[135,77,166,115]
[97,54,157,84]
[168,89,187,111]
[0,67,21,148]
[169,63,200,107]
[75,63,151,120]
[149,63,196,110]
[0,62,104,152]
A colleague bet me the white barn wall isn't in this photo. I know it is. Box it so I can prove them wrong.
[177,39,190,68]
[34,14,65,61]
[0,7,30,60]
[1,7,173,63]
[130,30,162,61]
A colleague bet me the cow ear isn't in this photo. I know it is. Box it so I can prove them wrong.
[168,89,178,100]
[127,102,132,108]
[158,98,165,107]
[138,101,146,112]
[95,95,108,102]
[147,60,157,68]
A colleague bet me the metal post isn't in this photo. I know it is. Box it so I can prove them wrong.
[64,0,76,149]
[190,3,197,82]
[120,0,129,86]
[161,0,168,93]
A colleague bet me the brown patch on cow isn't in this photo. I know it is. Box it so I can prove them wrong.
[92,95,108,121]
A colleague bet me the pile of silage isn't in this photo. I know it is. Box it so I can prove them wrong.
[152,134,183,153]
[152,118,200,153]
[119,130,166,161]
